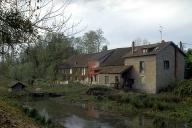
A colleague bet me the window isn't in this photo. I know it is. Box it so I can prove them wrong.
[142,49,148,53]
[94,75,97,82]
[139,61,145,73]
[164,60,170,70]
[115,76,119,82]
[70,69,72,74]
[105,76,109,84]
[139,76,145,84]
[81,68,86,76]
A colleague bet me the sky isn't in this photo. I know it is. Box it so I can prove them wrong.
[64,0,192,49]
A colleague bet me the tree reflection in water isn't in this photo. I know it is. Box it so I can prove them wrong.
[64,115,112,128]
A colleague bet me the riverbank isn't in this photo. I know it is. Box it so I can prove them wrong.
[1,79,192,127]
[27,82,192,123]
[0,79,63,128]
[0,97,39,128]
[0,79,39,128]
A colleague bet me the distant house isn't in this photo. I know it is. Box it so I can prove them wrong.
[58,41,185,93]
[9,82,26,92]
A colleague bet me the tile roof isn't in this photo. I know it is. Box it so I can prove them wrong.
[96,65,132,74]
[64,50,113,68]
[59,41,185,69]
[123,41,185,58]
[100,47,132,66]
[123,41,169,58]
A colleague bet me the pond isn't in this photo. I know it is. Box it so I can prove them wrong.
[23,97,187,128]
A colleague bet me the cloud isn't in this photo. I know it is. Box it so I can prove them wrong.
[65,0,192,48]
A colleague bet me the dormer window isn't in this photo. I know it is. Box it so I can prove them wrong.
[155,47,160,51]
[142,49,148,53]
[142,47,155,53]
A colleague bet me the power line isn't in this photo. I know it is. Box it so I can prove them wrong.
[182,43,192,45]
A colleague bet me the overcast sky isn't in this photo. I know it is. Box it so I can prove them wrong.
[65,0,192,49]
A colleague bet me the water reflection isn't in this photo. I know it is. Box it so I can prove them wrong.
[23,97,187,128]
[63,115,112,128]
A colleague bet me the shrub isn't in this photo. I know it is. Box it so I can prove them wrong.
[153,117,167,128]
[23,106,52,126]
[174,80,192,97]
[87,85,112,96]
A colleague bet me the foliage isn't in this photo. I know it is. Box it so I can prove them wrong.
[174,80,192,97]
[23,106,52,125]
[108,92,180,111]
[6,32,77,83]
[74,29,108,53]
[1,29,109,83]
[185,49,192,79]
[0,97,39,128]
[87,85,112,96]
[0,0,76,58]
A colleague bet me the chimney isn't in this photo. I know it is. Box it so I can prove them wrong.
[161,40,165,43]
[132,41,135,54]
[179,41,183,51]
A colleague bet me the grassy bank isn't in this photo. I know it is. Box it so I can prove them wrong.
[0,79,63,128]
[0,97,39,128]
[0,79,39,128]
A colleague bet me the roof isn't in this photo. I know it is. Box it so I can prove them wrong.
[59,41,185,69]
[123,41,186,58]
[60,50,113,68]
[101,48,132,66]
[9,82,26,88]
[97,65,132,74]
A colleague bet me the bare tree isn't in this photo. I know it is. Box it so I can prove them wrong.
[0,0,79,61]
[134,38,150,46]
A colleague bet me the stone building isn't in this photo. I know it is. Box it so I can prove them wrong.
[59,41,185,93]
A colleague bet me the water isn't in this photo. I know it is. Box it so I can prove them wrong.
[23,97,187,128]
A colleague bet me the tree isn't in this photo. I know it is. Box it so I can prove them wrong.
[185,49,192,79]
[134,38,150,46]
[14,32,77,82]
[80,29,108,54]
[0,0,77,61]
[95,29,107,52]
[102,45,108,51]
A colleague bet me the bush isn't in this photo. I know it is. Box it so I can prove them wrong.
[174,80,192,97]
[87,85,112,96]
[23,106,52,126]
[107,92,176,111]
[153,117,167,128]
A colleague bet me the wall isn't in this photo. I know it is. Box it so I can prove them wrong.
[156,45,185,91]
[124,56,156,93]
[176,49,185,81]
[61,67,88,82]
[97,74,121,87]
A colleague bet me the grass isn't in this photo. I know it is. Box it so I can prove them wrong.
[0,97,39,128]
[0,78,63,128]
